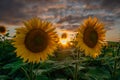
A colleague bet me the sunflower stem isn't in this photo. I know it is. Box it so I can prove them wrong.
[113,59,117,80]
[21,67,30,80]
[112,44,119,80]
[29,63,34,80]
[34,62,42,79]
[74,49,79,80]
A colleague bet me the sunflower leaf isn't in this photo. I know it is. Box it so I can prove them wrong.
[2,60,26,75]
[0,75,10,80]
[3,60,25,69]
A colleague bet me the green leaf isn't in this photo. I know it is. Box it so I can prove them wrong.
[3,60,26,75]
[3,61,24,69]
[36,75,49,80]
[0,75,9,80]
[85,67,110,80]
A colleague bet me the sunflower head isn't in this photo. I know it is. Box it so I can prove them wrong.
[13,18,59,63]
[76,17,107,58]
[0,25,6,35]
[61,32,68,39]
[59,32,69,48]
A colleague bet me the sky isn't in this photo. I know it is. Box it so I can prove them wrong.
[0,0,120,42]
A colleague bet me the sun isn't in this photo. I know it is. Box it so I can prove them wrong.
[12,18,59,63]
[60,38,68,45]
[60,32,69,46]
[76,17,107,58]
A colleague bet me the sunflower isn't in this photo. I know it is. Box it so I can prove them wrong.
[13,18,58,63]
[61,32,68,39]
[0,25,6,35]
[59,32,69,47]
[76,17,107,58]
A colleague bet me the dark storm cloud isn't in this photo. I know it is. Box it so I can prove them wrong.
[75,0,120,9]
[0,0,119,41]
[0,0,24,12]
[57,15,98,24]
[55,0,120,31]
[57,15,81,23]
[0,0,65,25]
[57,24,79,31]
[0,0,28,24]
[0,0,120,28]
[101,0,120,9]
[57,14,116,31]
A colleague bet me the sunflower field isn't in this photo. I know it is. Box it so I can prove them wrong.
[0,17,120,80]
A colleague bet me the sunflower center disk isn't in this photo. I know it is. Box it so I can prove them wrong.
[83,27,98,48]
[61,33,67,39]
[24,29,48,53]
[0,26,6,33]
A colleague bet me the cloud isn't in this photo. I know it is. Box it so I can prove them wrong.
[101,0,120,9]
[0,0,28,24]
[0,0,67,25]
[0,0,119,30]
[0,0,119,41]
[56,14,117,31]
[57,15,86,24]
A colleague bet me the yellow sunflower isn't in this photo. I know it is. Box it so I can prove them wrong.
[0,25,6,35]
[76,17,107,58]
[61,32,68,39]
[59,32,69,47]
[13,18,58,63]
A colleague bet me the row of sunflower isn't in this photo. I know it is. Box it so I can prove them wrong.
[0,17,120,80]
[12,17,106,63]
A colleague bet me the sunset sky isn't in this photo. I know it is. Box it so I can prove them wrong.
[0,0,120,42]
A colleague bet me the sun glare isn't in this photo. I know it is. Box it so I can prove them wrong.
[60,39,68,45]
[60,32,69,46]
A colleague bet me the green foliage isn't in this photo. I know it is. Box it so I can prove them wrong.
[0,33,120,80]
[0,34,26,80]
